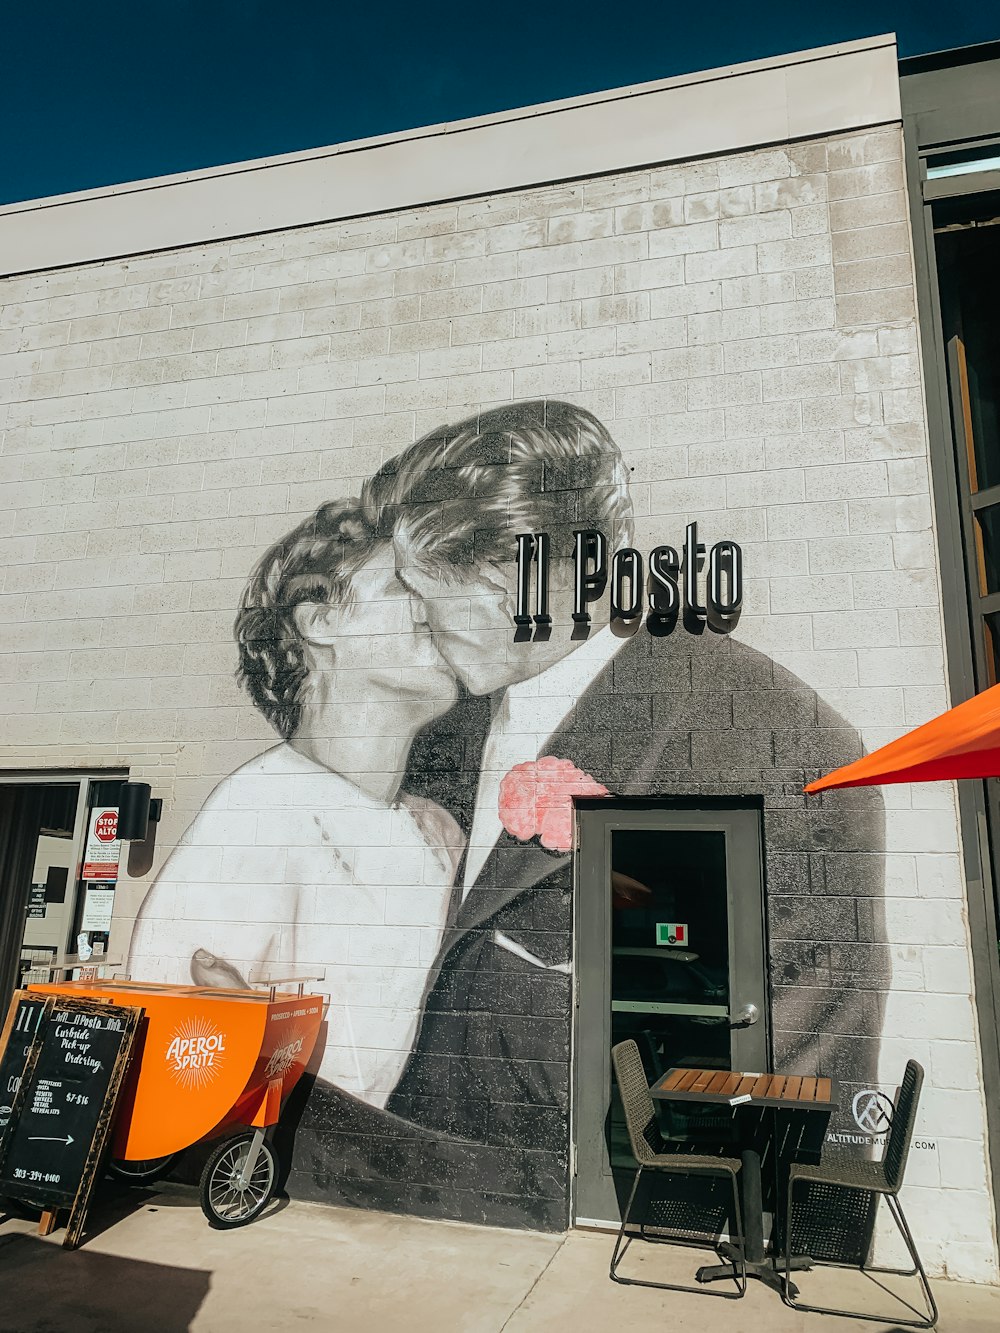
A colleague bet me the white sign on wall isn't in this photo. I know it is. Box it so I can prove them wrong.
[80,886,115,933]
[82,808,120,881]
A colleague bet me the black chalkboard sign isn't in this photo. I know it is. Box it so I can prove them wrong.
[0,993,140,1248]
[0,991,49,1156]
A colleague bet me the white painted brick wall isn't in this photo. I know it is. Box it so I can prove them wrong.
[0,124,995,1279]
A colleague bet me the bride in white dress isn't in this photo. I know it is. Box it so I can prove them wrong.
[127,501,462,1110]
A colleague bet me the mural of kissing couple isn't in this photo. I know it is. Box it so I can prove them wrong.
[130,398,886,1228]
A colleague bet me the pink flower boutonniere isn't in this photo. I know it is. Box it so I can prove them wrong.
[499,756,610,853]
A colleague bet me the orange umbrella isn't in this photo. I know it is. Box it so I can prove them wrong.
[805,682,1000,793]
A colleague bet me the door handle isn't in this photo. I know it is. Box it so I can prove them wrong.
[729,1002,759,1029]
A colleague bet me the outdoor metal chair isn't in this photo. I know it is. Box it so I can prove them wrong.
[609,1039,747,1298]
[784,1059,938,1327]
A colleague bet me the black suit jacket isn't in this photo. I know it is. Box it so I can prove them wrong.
[389,624,886,1125]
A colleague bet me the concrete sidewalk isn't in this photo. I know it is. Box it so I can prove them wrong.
[1,1183,997,1332]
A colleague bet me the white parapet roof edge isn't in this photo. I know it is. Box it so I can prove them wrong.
[0,33,900,278]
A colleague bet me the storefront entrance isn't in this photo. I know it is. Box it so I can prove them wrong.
[573,802,768,1225]
[0,774,126,1006]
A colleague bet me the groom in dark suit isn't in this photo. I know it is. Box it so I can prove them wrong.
[289,399,886,1234]
[345,400,887,1230]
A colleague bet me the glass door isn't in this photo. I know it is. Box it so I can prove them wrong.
[0,775,127,1007]
[574,804,767,1225]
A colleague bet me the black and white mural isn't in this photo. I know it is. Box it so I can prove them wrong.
[130,399,886,1229]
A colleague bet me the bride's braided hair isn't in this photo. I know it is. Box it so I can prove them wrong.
[234,500,372,739]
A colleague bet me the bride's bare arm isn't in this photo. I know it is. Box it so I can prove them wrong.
[190,949,250,988]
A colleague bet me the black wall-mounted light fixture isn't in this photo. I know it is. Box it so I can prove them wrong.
[116,783,163,842]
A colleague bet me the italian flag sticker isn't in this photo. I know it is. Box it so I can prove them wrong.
[656,922,687,946]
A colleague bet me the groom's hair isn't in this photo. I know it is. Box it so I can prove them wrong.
[234,500,373,739]
[361,400,633,573]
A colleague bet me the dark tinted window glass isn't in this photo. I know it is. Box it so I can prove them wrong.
[608,828,732,1158]
[937,214,1000,492]
[976,504,1000,596]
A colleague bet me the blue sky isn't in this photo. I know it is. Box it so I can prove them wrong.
[1,1,997,205]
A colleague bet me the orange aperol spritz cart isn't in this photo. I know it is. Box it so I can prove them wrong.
[28,977,324,1228]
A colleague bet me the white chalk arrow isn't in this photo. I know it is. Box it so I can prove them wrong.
[28,1134,74,1145]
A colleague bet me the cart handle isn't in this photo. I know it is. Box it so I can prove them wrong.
[251,973,326,1000]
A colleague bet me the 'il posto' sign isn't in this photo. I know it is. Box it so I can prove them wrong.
[514,523,742,632]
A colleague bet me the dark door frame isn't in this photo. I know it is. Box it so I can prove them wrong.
[901,50,1000,1253]
[0,785,47,1004]
[0,771,127,1005]
[572,797,769,1225]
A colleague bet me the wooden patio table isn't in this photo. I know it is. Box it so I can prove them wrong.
[650,1067,839,1296]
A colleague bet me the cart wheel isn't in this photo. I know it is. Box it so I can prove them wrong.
[199,1133,277,1229]
[107,1154,178,1185]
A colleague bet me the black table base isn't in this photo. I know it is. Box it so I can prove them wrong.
[694,1145,811,1297]
[696,1251,812,1298]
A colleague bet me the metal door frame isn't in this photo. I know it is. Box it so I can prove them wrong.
[900,59,1000,1246]
[571,799,769,1227]
[0,770,128,1002]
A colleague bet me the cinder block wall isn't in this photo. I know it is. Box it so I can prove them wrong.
[0,125,994,1277]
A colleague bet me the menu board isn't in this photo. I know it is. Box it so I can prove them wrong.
[0,993,140,1247]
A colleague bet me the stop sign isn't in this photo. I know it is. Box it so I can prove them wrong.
[95,810,118,842]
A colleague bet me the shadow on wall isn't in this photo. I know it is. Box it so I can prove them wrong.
[0,1231,210,1333]
[126,824,159,879]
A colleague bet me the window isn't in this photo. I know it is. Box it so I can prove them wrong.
[936,198,1000,685]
